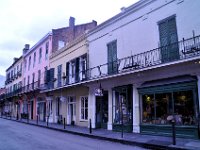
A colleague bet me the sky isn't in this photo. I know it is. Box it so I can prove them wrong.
[0,0,139,76]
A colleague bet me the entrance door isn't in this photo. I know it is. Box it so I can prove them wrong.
[96,91,108,129]
[38,102,46,122]
[159,16,179,62]
[67,96,76,125]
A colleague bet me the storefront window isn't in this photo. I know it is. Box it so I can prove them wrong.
[113,86,132,125]
[155,93,172,125]
[142,94,154,124]
[141,90,196,126]
[174,90,196,125]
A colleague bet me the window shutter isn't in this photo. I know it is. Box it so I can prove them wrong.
[107,41,117,74]
[159,17,179,62]
[50,68,54,89]
[75,57,80,82]
[66,62,69,84]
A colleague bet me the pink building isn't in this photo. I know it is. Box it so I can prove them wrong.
[22,33,52,121]
[21,17,97,121]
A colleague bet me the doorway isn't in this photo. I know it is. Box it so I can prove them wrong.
[67,96,76,125]
[96,91,108,129]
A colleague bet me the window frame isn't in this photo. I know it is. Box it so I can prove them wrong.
[80,96,88,121]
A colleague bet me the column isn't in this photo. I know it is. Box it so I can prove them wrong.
[88,87,96,128]
[107,89,113,130]
[132,84,140,133]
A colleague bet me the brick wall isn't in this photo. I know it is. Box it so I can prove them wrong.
[52,20,97,53]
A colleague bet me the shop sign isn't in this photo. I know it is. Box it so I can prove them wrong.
[95,88,103,96]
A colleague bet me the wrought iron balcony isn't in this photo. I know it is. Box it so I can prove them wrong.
[87,35,200,80]
[42,35,200,92]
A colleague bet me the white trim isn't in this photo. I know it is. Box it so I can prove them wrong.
[79,96,89,121]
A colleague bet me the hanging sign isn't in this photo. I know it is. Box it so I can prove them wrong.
[95,88,103,96]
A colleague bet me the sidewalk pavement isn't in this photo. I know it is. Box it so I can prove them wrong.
[0,116,200,150]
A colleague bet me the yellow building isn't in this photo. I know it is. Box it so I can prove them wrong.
[46,33,89,127]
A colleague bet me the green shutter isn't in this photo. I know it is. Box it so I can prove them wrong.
[66,62,69,84]
[159,17,179,62]
[75,57,80,82]
[107,41,117,75]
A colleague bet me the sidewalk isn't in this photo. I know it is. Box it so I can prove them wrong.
[0,116,200,150]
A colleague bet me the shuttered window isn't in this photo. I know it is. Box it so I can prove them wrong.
[57,65,62,87]
[75,57,80,82]
[66,62,70,84]
[107,41,118,75]
[159,16,179,62]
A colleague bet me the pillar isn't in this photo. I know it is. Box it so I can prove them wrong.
[88,87,96,128]
[107,89,113,130]
[132,84,140,133]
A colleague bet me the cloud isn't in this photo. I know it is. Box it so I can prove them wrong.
[0,0,138,76]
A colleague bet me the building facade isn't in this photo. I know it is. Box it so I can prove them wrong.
[4,56,23,118]
[45,33,92,127]
[22,33,52,121]
[86,0,200,138]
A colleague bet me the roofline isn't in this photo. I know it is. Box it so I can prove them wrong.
[23,32,52,57]
[87,0,155,36]
[6,56,23,72]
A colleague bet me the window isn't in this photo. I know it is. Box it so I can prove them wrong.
[58,40,65,49]
[32,73,35,89]
[33,52,36,67]
[45,42,49,60]
[39,48,42,64]
[113,86,132,125]
[80,96,88,120]
[28,56,31,70]
[81,56,87,79]
[71,61,75,78]
[38,70,41,86]
[27,76,30,85]
[107,41,118,74]
[24,78,26,87]
[159,16,179,62]
[24,59,27,72]
[141,90,196,125]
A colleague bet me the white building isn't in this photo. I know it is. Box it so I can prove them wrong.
[87,0,200,139]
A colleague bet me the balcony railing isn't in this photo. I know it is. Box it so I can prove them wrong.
[87,35,200,80]
[43,35,200,91]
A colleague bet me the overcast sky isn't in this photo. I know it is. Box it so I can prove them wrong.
[0,0,139,76]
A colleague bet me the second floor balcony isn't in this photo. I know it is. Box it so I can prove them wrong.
[42,34,200,92]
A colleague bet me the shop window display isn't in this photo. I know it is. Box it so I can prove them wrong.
[142,90,196,126]
[113,86,132,125]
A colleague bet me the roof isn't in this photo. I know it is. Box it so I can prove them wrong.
[6,56,23,72]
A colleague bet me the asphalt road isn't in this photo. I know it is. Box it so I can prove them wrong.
[0,118,147,150]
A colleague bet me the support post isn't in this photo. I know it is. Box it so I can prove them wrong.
[47,116,49,127]
[172,119,176,145]
[89,119,92,134]
[27,114,29,123]
[63,118,66,129]
[37,115,38,125]
[121,101,124,138]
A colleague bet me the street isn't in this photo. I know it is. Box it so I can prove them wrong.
[0,118,147,150]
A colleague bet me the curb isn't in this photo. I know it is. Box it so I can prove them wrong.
[0,117,189,150]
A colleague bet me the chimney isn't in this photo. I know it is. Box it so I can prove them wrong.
[69,17,75,28]
[13,57,18,63]
[120,7,126,12]
[23,44,30,55]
